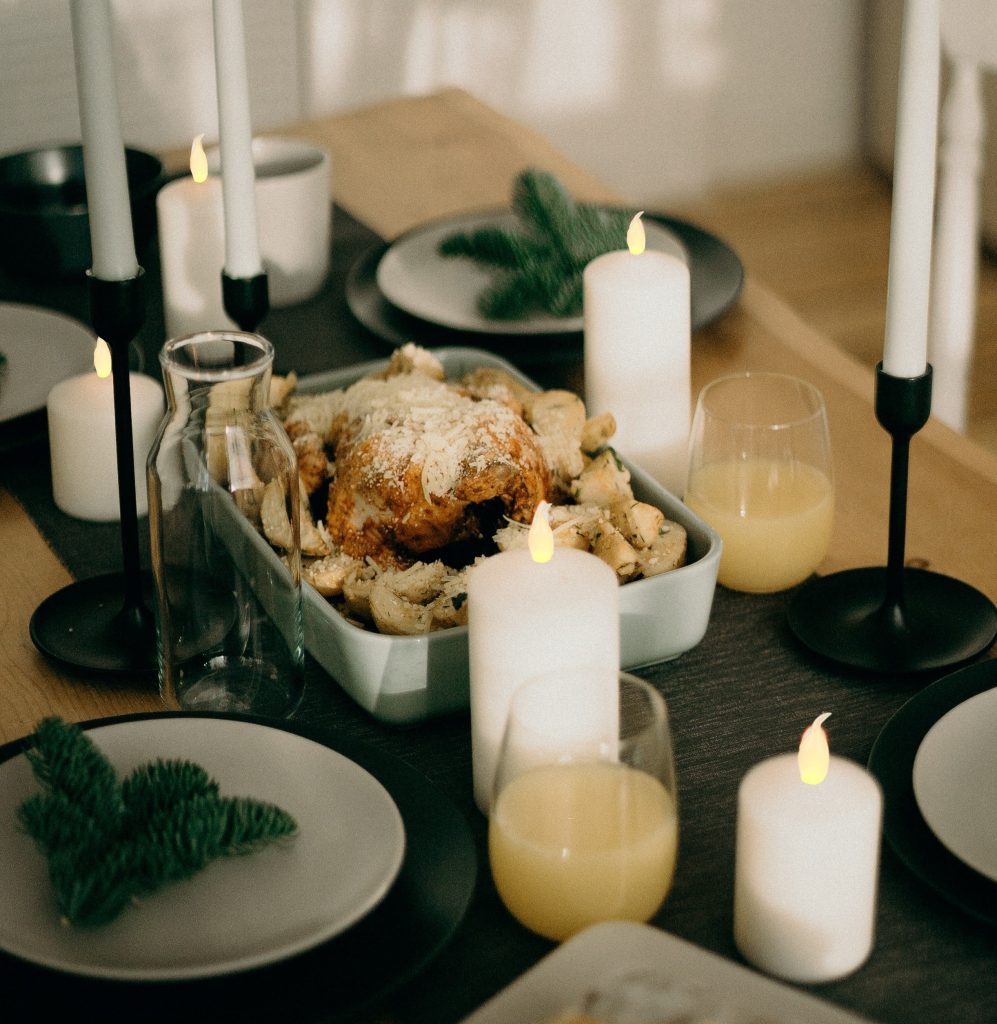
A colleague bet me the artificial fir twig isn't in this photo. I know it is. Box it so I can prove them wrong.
[438,167,636,320]
[17,717,298,927]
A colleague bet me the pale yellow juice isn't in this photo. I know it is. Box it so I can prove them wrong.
[489,761,678,942]
[685,458,834,592]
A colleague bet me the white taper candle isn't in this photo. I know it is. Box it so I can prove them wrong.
[212,0,263,279]
[882,0,941,378]
[68,0,139,282]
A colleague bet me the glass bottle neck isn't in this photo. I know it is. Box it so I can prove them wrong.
[159,331,275,418]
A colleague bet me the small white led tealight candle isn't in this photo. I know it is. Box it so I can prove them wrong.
[733,714,883,983]
[467,503,620,813]
[47,340,164,521]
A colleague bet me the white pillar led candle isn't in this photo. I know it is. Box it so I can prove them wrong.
[210,137,333,306]
[69,0,139,281]
[212,0,263,279]
[882,0,941,378]
[157,136,227,338]
[584,214,690,495]
[734,714,883,983]
[468,505,620,813]
[494,664,622,787]
[48,348,164,521]
[158,136,332,336]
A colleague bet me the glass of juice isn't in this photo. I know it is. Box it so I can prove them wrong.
[489,671,678,942]
[684,372,834,593]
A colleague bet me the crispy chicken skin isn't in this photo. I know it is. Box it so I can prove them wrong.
[323,366,551,567]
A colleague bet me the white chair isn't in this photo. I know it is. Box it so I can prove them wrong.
[928,0,997,431]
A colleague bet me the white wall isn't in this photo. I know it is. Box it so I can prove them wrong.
[0,1,299,159]
[299,0,866,203]
[0,0,866,206]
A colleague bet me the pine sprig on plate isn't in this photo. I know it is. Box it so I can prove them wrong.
[17,717,298,927]
[437,168,636,321]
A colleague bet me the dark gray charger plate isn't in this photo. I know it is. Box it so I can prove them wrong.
[345,211,744,365]
[0,711,477,1023]
[868,658,997,928]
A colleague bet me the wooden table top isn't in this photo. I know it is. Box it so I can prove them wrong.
[0,89,994,1024]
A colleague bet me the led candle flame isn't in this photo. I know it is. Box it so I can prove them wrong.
[528,501,554,564]
[798,712,832,785]
[93,338,112,379]
[190,134,208,184]
[626,211,646,255]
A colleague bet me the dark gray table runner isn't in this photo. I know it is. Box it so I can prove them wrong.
[1,208,994,1024]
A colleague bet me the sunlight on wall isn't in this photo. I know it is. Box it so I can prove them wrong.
[714,1,864,182]
[109,0,299,151]
[299,0,734,202]
[0,0,863,208]
[112,3,219,148]
[513,2,622,116]
[296,0,862,205]
[660,0,726,90]
[0,0,299,156]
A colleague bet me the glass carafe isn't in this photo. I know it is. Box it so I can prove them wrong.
[148,331,303,716]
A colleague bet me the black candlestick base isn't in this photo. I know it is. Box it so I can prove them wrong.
[788,567,996,673]
[789,364,996,674]
[30,572,157,677]
[30,271,158,679]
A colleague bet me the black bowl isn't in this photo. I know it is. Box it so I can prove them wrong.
[0,144,164,279]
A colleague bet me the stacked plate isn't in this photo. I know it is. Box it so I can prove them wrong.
[0,716,405,981]
[869,658,997,925]
[461,921,875,1023]
[0,303,95,447]
[0,714,476,1013]
[345,208,744,358]
[912,680,997,884]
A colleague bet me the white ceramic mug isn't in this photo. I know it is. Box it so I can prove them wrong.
[157,135,331,338]
[232,135,332,306]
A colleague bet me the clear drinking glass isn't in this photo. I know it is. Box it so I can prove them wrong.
[684,372,834,593]
[489,671,678,942]
[147,331,304,716]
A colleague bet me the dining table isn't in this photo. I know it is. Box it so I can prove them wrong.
[1,87,995,1024]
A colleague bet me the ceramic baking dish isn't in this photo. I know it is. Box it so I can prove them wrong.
[293,347,721,724]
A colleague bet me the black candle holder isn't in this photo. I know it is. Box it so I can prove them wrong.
[29,270,158,677]
[222,270,269,333]
[788,363,996,674]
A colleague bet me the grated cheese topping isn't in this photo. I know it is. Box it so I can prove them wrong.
[331,373,527,502]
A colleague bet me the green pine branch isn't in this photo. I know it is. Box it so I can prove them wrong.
[17,717,298,927]
[25,715,123,819]
[437,168,637,321]
[569,205,634,265]
[121,759,220,819]
[511,169,579,263]
[437,225,545,269]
